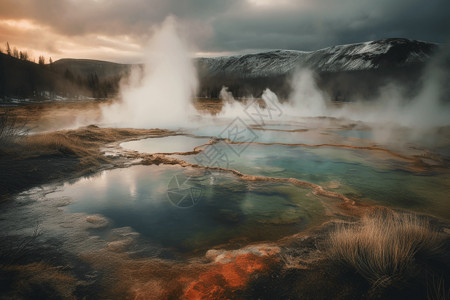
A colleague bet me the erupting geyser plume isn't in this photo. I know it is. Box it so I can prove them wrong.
[102,16,198,129]
[288,69,328,117]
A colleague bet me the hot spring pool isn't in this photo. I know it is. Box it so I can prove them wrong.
[120,135,211,153]
[49,165,328,253]
[45,127,450,255]
[179,142,450,219]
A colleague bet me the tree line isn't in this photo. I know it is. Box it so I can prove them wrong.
[0,42,122,100]
[0,42,53,66]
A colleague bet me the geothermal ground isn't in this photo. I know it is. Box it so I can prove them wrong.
[0,99,449,299]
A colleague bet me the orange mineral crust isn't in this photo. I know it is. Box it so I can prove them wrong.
[185,246,280,299]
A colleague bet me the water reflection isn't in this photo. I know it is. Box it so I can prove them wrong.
[333,130,373,139]
[50,165,326,253]
[181,143,450,219]
[120,135,211,153]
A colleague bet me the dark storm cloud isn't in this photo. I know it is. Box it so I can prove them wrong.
[207,0,450,51]
[0,0,238,36]
[0,0,449,61]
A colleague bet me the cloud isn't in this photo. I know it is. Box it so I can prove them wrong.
[0,0,449,62]
[0,18,143,62]
[209,0,450,51]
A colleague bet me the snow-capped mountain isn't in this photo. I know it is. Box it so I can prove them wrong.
[196,38,436,78]
[0,38,439,102]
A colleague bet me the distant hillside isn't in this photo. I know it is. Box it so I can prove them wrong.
[196,38,438,100]
[52,58,131,81]
[0,38,443,103]
[0,54,130,103]
[198,38,435,77]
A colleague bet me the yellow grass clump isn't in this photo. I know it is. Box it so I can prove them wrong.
[24,133,85,155]
[328,209,443,289]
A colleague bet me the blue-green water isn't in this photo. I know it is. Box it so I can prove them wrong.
[186,124,319,144]
[333,130,373,139]
[181,142,450,219]
[48,128,449,255]
[50,165,327,252]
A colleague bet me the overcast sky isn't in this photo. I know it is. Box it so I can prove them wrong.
[0,0,449,63]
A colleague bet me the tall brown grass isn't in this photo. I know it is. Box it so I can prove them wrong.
[328,209,444,290]
[427,273,450,300]
[0,109,29,145]
[24,133,85,156]
[21,131,113,172]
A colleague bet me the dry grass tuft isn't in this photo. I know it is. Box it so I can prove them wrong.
[23,133,86,156]
[328,209,444,290]
[0,223,42,266]
[0,109,29,146]
[427,273,450,300]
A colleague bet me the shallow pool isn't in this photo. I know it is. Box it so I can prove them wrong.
[332,130,373,139]
[181,142,450,219]
[49,165,328,253]
[120,135,211,153]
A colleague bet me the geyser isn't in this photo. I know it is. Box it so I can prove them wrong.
[288,69,328,117]
[102,16,198,129]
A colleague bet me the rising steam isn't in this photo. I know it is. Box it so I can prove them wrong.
[102,16,198,129]
[283,49,450,134]
[102,16,448,146]
[288,69,327,117]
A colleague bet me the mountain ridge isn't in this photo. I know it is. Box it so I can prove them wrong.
[196,38,437,78]
[196,38,438,99]
[0,38,440,102]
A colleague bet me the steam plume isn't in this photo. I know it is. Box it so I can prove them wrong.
[102,16,198,129]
